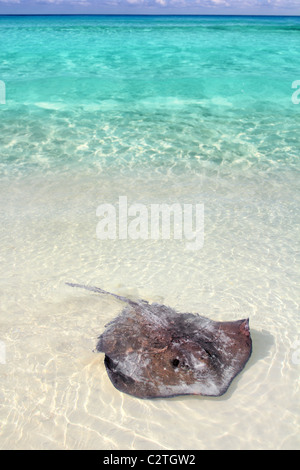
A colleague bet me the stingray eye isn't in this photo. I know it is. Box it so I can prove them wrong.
[172,358,180,368]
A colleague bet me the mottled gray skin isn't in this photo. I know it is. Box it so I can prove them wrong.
[67,283,252,399]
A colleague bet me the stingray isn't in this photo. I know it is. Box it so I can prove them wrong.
[66,282,252,399]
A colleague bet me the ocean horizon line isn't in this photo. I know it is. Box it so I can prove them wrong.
[0,14,300,18]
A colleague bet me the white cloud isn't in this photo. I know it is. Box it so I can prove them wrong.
[126,0,144,4]
[0,0,299,9]
[121,0,300,7]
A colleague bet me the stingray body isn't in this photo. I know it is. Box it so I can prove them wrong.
[67,283,252,399]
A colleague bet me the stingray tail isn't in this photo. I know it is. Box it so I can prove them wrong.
[65,282,141,305]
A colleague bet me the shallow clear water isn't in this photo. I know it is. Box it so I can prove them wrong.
[0,15,299,450]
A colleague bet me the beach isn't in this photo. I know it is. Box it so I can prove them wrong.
[0,15,299,449]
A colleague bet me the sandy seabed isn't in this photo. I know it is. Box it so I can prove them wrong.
[0,168,299,450]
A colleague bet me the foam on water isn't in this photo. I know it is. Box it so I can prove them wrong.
[0,15,299,450]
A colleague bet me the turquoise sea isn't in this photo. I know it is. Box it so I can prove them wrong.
[0,16,299,450]
[0,15,300,177]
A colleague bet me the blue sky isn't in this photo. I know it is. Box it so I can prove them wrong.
[0,0,299,15]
